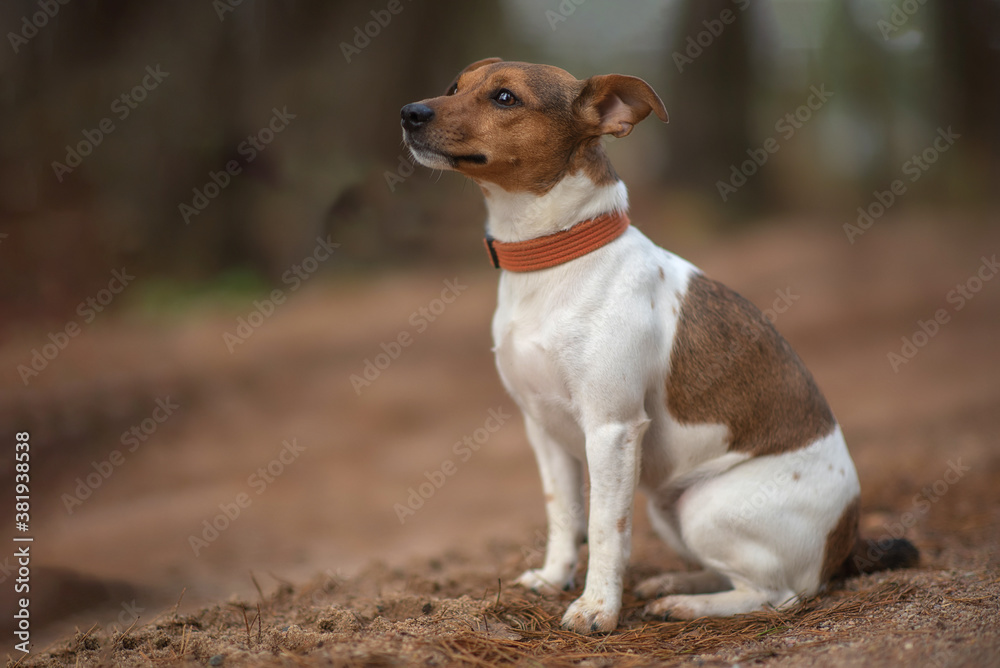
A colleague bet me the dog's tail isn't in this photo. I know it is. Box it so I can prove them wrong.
[838,535,920,577]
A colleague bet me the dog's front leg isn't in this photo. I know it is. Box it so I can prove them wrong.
[516,416,586,592]
[562,418,648,634]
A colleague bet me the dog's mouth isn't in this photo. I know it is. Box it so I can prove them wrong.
[452,153,487,165]
[404,136,487,170]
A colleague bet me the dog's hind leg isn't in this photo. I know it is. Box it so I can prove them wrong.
[645,584,799,620]
[634,569,731,598]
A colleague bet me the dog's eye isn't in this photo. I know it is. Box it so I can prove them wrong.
[446,82,458,96]
[493,89,519,107]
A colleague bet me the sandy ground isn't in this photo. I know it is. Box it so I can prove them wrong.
[1,216,998,666]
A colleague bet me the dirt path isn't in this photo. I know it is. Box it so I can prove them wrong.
[2,218,998,666]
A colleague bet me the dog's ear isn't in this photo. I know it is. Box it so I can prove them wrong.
[446,57,503,94]
[576,74,668,138]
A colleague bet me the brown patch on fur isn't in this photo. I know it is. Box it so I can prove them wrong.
[574,73,667,137]
[573,140,619,189]
[402,60,664,195]
[666,273,836,456]
[821,496,859,582]
[617,516,628,533]
[658,267,665,281]
[793,472,801,481]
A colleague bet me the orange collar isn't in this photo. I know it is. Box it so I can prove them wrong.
[484,211,630,272]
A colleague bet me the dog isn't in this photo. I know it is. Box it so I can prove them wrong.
[400,58,917,634]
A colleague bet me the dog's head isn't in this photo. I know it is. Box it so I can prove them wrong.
[400,58,667,195]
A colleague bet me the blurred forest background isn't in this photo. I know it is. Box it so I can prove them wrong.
[0,0,997,317]
[1,0,1000,653]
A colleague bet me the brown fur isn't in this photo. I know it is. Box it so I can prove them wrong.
[821,496,860,582]
[404,59,665,195]
[666,273,836,456]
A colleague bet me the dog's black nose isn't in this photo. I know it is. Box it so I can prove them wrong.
[401,103,434,131]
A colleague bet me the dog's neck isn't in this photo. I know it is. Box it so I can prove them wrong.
[480,172,629,244]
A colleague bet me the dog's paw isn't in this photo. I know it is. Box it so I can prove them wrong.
[515,569,573,594]
[635,570,729,599]
[562,596,620,634]
[643,595,697,621]
[634,574,680,599]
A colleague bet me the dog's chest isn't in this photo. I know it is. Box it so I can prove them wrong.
[489,238,696,456]
[492,288,586,449]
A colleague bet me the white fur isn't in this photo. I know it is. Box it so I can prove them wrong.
[407,144,452,172]
[482,173,628,243]
[487,176,860,632]
[645,426,858,619]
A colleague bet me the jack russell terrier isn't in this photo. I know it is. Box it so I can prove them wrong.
[400,58,917,634]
